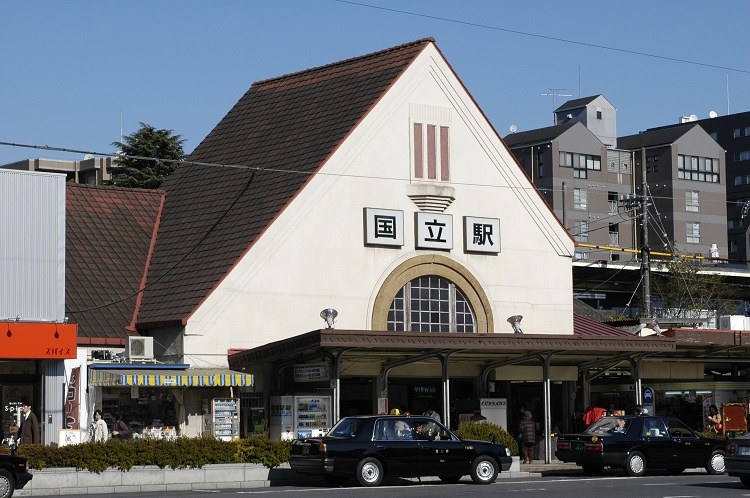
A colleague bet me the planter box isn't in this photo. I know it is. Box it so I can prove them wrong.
[17,463,302,496]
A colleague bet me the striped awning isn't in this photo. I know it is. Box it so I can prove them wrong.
[88,368,254,388]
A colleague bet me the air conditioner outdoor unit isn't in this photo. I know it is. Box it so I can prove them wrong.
[126,336,154,361]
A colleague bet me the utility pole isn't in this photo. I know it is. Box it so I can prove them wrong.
[620,148,651,319]
[640,147,651,318]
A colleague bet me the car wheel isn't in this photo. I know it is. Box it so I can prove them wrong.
[470,455,498,484]
[625,451,646,477]
[356,457,384,487]
[323,474,349,486]
[581,464,604,475]
[705,451,725,475]
[666,468,685,475]
[438,475,462,483]
[740,475,750,488]
[0,469,14,498]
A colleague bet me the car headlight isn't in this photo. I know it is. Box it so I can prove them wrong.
[505,447,511,456]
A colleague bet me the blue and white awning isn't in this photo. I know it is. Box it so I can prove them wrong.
[88,368,253,387]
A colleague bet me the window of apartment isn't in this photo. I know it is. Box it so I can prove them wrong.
[709,131,718,141]
[387,275,475,333]
[686,222,701,244]
[596,110,602,120]
[735,150,750,162]
[728,219,743,230]
[537,151,544,178]
[574,220,589,242]
[730,239,738,253]
[573,188,588,210]
[733,127,750,138]
[608,192,618,214]
[574,251,589,260]
[609,223,619,246]
[685,190,700,212]
[677,154,720,182]
[559,152,573,167]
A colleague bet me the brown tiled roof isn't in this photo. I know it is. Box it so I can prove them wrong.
[136,38,435,326]
[66,185,163,342]
[573,313,635,337]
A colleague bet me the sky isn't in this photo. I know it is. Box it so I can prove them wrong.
[1,0,748,165]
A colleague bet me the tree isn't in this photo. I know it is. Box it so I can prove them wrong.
[648,255,739,325]
[110,122,186,189]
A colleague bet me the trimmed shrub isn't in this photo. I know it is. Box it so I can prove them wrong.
[456,421,519,455]
[6,436,293,473]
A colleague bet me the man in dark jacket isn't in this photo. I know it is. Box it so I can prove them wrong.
[18,399,40,444]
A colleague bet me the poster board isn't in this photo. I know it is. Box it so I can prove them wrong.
[58,429,84,446]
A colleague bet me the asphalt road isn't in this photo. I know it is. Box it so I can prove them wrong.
[70,471,750,498]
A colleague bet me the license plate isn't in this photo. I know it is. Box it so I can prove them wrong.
[739,446,750,456]
[573,443,584,451]
[302,446,310,455]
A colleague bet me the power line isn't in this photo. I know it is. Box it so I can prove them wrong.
[335,0,750,75]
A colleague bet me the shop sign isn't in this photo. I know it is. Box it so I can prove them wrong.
[415,212,453,250]
[64,366,80,429]
[412,385,438,398]
[364,208,404,247]
[0,322,77,359]
[294,363,330,382]
[464,216,500,253]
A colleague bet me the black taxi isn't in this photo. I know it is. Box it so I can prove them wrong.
[290,414,511,486]
[555,415,726,476]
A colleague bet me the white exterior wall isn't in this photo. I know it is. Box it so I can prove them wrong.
[0,169,66,321]
[181,46,574,365]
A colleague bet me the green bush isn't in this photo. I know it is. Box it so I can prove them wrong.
[455,421,519,455]
[6,436,293,473]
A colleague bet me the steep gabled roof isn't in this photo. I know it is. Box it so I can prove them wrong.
[617,124,696,150]
[66,185,163,342]
[136,38,435,326]
[502,122,578,148]
[554,95,601,113]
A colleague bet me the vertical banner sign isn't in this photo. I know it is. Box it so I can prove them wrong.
[64,366,80,429]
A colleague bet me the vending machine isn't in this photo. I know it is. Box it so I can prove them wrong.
[270,395,294,441]
[294,395,331,438]
[211,398,240,441]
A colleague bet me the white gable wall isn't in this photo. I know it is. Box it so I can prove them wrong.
[182,44,574,366]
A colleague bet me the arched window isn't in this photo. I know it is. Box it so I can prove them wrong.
[387,275,475,332]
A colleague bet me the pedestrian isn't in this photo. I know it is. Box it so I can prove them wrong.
[519,410,536,464]
[87,409,109,443]
[449,402,460,431]
[706,404,722,433]
[17,399,40,445]
[111,413,130,440]
[470,409,487,423]
[423,405,441,423]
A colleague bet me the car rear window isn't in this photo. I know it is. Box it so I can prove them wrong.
[329,418,364,437]
[585,417,632,435]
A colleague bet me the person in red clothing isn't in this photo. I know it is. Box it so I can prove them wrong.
[582,406,608,427]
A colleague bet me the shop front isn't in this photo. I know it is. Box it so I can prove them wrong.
[0,321,77,445]
[88,363,254,439]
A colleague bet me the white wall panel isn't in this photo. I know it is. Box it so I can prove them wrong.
[0,170,66,321]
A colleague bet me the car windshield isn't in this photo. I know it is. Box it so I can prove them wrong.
[585,416,631,435]
[328,417,365,438]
